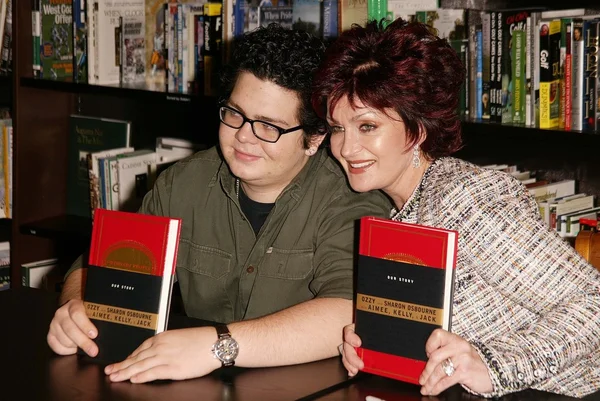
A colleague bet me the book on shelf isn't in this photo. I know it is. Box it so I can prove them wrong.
[88,147,135,218]
[354,216,458,384]
[40,0,73,81]
[21,258,59,289]
[82,209,181,364]
[0,240,8,291]
[67,115,132,219]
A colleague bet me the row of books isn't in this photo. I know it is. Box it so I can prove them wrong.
[452,7,600,131]
[67,114,203,219]
[33,0,222,95]
[482,163,599,237]
[32,0,451,95]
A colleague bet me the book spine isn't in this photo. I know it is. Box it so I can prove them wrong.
[481,12,491,120]
[531,12,540,127]
[490,11,497,120]
[572,19,584,131]
[476,26,483,120]
[525,16,532,126]
[32,0,41,77]
[539,19,561,129]
[495,11,503,123]
[565,21,573,131]
[558,18,571,129]
[0,0,12,75]
[583,20,599,131]
[468,24,476,119]
[73,0,87,83]
[512,29,526,124]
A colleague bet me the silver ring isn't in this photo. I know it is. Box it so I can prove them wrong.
[441,358,455,377]
[337,343,344,356]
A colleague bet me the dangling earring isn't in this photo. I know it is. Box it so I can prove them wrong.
[412,145,421,169]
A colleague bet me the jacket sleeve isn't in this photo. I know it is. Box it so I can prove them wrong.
[310,189,390,299]
[437,175,600,397]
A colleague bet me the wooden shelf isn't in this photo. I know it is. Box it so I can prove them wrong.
[20,215,91,240]
[20,77,216,105]
[0,218,10,243]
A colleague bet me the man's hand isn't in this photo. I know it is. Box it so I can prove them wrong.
[47,299,98,357]
[104,327,221,383]
[419,328,493,396]
[340,324,364,376]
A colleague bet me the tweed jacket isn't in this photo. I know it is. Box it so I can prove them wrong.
[394,157,600,398]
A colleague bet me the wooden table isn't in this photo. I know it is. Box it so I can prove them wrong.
[0,287,350,401]
[3,287,599,401]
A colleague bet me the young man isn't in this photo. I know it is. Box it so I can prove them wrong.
[46,25,390,382]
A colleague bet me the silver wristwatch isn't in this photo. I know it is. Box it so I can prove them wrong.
[211,324,239,367]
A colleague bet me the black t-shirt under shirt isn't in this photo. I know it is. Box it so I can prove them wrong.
[238,186,275,235]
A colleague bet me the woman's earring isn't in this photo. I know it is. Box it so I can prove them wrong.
[412,145,421,169]
[307,147,317,156]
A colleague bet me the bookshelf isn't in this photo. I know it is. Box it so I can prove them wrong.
[8,0,600,287]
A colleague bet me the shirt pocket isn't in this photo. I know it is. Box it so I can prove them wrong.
[177,239,232,279]
[258,247,314,280]
[176,240,234,321]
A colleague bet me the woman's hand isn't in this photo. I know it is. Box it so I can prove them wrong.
[340,324,364,376]
[419,328,493,396]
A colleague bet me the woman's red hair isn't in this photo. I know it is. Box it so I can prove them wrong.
[312,18,465,158]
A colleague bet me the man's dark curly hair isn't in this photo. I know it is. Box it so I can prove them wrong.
[220,24,326,148]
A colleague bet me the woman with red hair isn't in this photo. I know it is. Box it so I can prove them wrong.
[313,18,600,398]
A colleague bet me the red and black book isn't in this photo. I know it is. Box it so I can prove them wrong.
[355,216,458,385]
[82,209,181,364]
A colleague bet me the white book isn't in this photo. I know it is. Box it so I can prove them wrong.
[21,258,59,289]
[511,170,531,180]
[89,147,134,217]
[551,194,595,230]
[117,150,157,212]
[538,193,586,226]
[120,15,146,83]
[528,180,576,204]
[558,207,600,237]
[95,0,144,85]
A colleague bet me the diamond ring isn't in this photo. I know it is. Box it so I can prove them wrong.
[441,358,455,377]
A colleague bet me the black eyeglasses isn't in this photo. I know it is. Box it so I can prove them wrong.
[219,105,304,143]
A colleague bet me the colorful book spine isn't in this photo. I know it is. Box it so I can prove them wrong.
[571,19,584,131]
[539,19,560,129]
[512,29,526,124]
[490,11,497,120]
[583,19,599,131]
[73,0,87,83]
[476,26,483,120]
[564,20,573,131]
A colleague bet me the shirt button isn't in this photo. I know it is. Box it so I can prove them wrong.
[517,372,524,381]
[246,266,255,273]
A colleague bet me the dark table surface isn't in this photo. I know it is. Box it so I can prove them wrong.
[0,287,351,401]
[2,287,599,401]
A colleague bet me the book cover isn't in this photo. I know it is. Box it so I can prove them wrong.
[354,216,458,384]
[292,0,321,38]
[40,0,73,80]
[120,15,146,83]
[67,115,131,219]
[83,209,182,364]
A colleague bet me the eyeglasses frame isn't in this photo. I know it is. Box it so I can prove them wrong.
[218,104,304,143]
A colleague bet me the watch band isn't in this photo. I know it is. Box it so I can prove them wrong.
[214,323,231,339]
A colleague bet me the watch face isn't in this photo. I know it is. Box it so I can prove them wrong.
[215,337,239,363]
